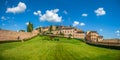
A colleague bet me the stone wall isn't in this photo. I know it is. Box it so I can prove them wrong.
[100,39,120,44]
[0,30,39,41]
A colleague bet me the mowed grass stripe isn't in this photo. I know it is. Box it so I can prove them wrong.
[0,35,120,60]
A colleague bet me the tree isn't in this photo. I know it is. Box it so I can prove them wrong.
[19,30,25,32]
[55,25,59,30]
[49,25,53,32]
[27,22,33,32]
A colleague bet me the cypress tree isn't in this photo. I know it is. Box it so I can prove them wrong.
[27,22,33,32]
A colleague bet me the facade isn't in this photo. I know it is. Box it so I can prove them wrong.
[97,36,103,42]
[74,31,85,39]
[32,30,39,34]
[52,30,60,35]
[52,27,85,39]
[85,31,103,42]
[39,26,104,40]
[41,27,49,32]
[52,26,57,31]
[61,27,74,38]
[40,26,57,33]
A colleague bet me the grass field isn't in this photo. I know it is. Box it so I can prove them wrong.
[0,35,120,60]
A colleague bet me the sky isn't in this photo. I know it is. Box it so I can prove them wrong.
[0,0,120,39]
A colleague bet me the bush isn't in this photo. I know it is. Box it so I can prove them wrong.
[54,38,59,41]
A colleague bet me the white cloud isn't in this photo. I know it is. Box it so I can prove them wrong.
[33,10,42,16]
[115,30,120,37]
[1,16,6,20]
[115,30,120,33]
[6,2,26,14]
[1,16,9,20]
[73,21,79,26]
[100,29,103,32]
[80,22,85,26]
[25,22,29,25]
[39,9,62,22]
[82,13,88,17]
[73,21,85,26]
[17,30,19,32]
[94,8,106,16]
[33,12,38,15]
[33,9,62,22]
[63,10,68,14]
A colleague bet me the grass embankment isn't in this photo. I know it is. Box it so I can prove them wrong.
[0,35,120,60]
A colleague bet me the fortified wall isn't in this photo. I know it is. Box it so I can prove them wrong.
[0,30,39,41]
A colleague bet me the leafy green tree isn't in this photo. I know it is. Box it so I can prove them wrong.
[27,22,33,32]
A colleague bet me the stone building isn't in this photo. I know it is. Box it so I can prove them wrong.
[52,26,85,39]
[38,25,85,39]
[85,31,103,42]
[41,27,49,32]
[60,27,75,38]
[74,30,85,39]
[97,36,103,42]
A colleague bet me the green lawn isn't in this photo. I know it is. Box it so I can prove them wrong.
[0,35,120,60]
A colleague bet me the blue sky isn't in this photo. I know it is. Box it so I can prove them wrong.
[0,0,120,39]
